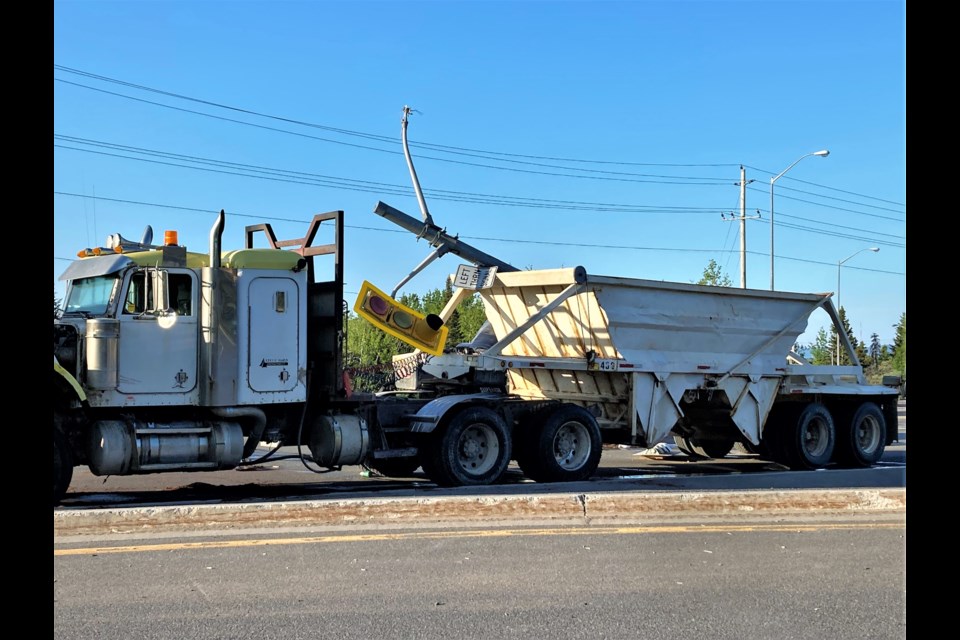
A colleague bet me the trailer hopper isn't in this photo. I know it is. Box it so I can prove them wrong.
[474,266,832,448]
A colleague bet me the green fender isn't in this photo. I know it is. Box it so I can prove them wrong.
[54,356,86,403]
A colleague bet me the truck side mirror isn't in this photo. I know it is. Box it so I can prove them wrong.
[148,268,178,329]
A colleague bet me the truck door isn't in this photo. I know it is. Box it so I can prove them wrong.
[246,276,300,393]
[116,269,199,397]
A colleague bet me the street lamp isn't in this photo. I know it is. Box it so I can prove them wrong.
[835,246,880,365]
[769,150,830,290]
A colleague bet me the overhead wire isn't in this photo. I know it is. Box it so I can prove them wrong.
[55,78,733,186]
[53,64,905,254]
[54,138,903,246]
[53,191,906,276]
[54,66,905,220]
[53,136,732,213]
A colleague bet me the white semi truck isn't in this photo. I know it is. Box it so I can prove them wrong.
[52,205,899,506]
[52,110,899,505]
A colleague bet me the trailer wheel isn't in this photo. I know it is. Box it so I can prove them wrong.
[54,426,73,506]
[519,405,602,483]
[834,402,886,468]
[773,402,836,470]
[423,406,511,487]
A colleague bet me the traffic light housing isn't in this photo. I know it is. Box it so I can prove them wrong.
[354,281,449,356]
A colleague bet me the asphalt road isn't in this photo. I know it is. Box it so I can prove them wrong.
[54,403,907,640]
[54,518,906,640]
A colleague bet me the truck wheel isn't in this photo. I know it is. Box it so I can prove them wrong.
[519,405,602,483]
[423,406,511,487]
[833,402,886,468]
[776,402,836,470]
[54,426,73,506]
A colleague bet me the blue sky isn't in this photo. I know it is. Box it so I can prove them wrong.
[54,0,906,348]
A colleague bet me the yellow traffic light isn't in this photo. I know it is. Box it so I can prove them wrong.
[354,281,449,356]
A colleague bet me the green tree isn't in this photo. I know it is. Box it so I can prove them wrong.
[808,327,833,365]
[457,293,488,343]
[54,290,62,320]
[891,312,906,378]
[868,332,891,374]
[829,307,863,366]
[402,282,489,347]
[343,312,405,392]
[345,311,405,365]
[854,339,869,365]
[824,308,905,383]
[419,285,447,315]
[696,259,733,287]
[397,292,422,313]
[423,281,463,344]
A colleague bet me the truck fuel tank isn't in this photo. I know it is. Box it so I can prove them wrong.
[87,418,245,475]
[85,318,120,391]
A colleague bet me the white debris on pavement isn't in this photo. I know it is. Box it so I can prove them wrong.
[634,442,681,457]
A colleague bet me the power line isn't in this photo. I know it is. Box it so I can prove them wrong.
[55,64,740,169]
[773,220,904,248]
[55,78,733,186]
[745,183,904,220]
[53,65,906,243]
[54,137,906,245]
[54,137,730,213]
[743,163,905,209]
[55,65,905,213]
[765,212,903,241]
[55,65,906,219]
[53,191,906,276]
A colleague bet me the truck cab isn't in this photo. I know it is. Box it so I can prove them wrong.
[56,244,204,406]
[53,211,348,506]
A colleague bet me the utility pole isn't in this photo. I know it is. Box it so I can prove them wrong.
[724,167,758,288]
[739,166,747,288]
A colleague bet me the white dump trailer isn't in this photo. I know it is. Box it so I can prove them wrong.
[380,262,899,480]
[487,265,897,464]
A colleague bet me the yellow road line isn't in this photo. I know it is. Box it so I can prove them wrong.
[55,521,904,556]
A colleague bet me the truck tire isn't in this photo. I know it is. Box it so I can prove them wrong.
[768,402,836,470]
[833,402,886,468]
[54,425,73,506]
[423,406,511,487]
[518,405,602,483]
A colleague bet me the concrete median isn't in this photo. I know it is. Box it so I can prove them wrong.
[54,487,906,537]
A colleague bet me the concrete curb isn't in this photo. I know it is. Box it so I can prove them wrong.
[54,488,906,537]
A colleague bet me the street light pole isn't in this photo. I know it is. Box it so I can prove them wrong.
[835,246,880,365]
[769,149,830,290]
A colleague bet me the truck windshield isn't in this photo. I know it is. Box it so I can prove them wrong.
[64,275,119,316]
